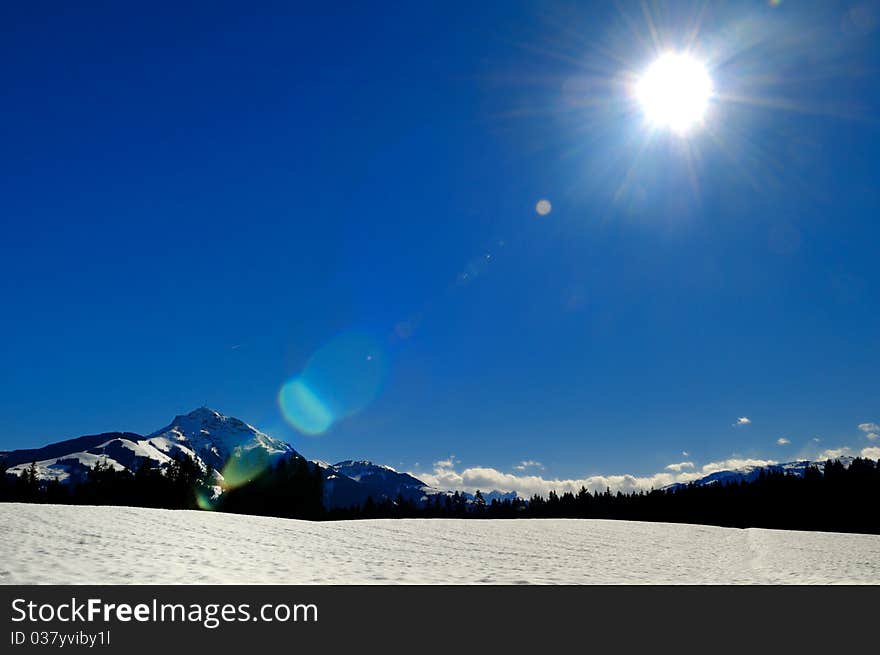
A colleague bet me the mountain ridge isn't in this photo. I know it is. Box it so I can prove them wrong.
[663,457,857,491]
[0,407,442,508]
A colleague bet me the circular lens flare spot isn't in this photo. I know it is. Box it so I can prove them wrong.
[278,378,334,436]
[278,332,386,436]
[635,53,712,134]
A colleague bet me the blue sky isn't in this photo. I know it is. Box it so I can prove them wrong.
[2,1,879,489]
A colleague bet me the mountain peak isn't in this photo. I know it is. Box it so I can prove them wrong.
[149,407,295,470]
[179,406,224,421]
[334,459,396,473]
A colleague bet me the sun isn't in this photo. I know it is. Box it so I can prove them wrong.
[635,52,713,134]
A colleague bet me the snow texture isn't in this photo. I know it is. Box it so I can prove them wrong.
[2,503,878,584]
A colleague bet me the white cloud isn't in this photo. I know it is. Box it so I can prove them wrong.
[817,447,854,460]
[665,461,695,472]
[776,437,790,445]
[698,458,777,474]
[433,456,456,469]
[861,447,880,460]
[418,465,675,497]
[812,436,822,443]
[513,460,544,471]
[867,433,879,441]
[681,451,689,457]
[858,422,879,433]
[736,417,751,426]
[414,457,777,498]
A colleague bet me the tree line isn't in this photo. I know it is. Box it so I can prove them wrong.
[3,455,879,534]
[328,458,880,534]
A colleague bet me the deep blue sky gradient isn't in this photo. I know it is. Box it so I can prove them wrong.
[2,1,878,479]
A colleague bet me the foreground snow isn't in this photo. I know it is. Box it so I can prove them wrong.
[2,503,879,584]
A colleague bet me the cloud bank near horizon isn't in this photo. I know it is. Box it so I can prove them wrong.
[414,456,778,498]
[413,444,880,497]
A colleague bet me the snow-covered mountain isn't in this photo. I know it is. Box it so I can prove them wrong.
[5,432,166,484]
[3,408,300,487]
[147,407,297,472]
[330,460,440,504]
[664,457,856,491]
[325,460,515,506]
[0,408,441,509]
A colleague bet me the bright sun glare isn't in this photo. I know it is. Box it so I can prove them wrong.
[636,53,713,134]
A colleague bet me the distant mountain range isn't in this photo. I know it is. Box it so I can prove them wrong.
[0,407,858,508]
[663,457,855,491]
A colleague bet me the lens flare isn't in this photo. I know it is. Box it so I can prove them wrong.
[278,379,334,436]
[278,332,386,436]
[221,450,275,488]
[195,488,217,511]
